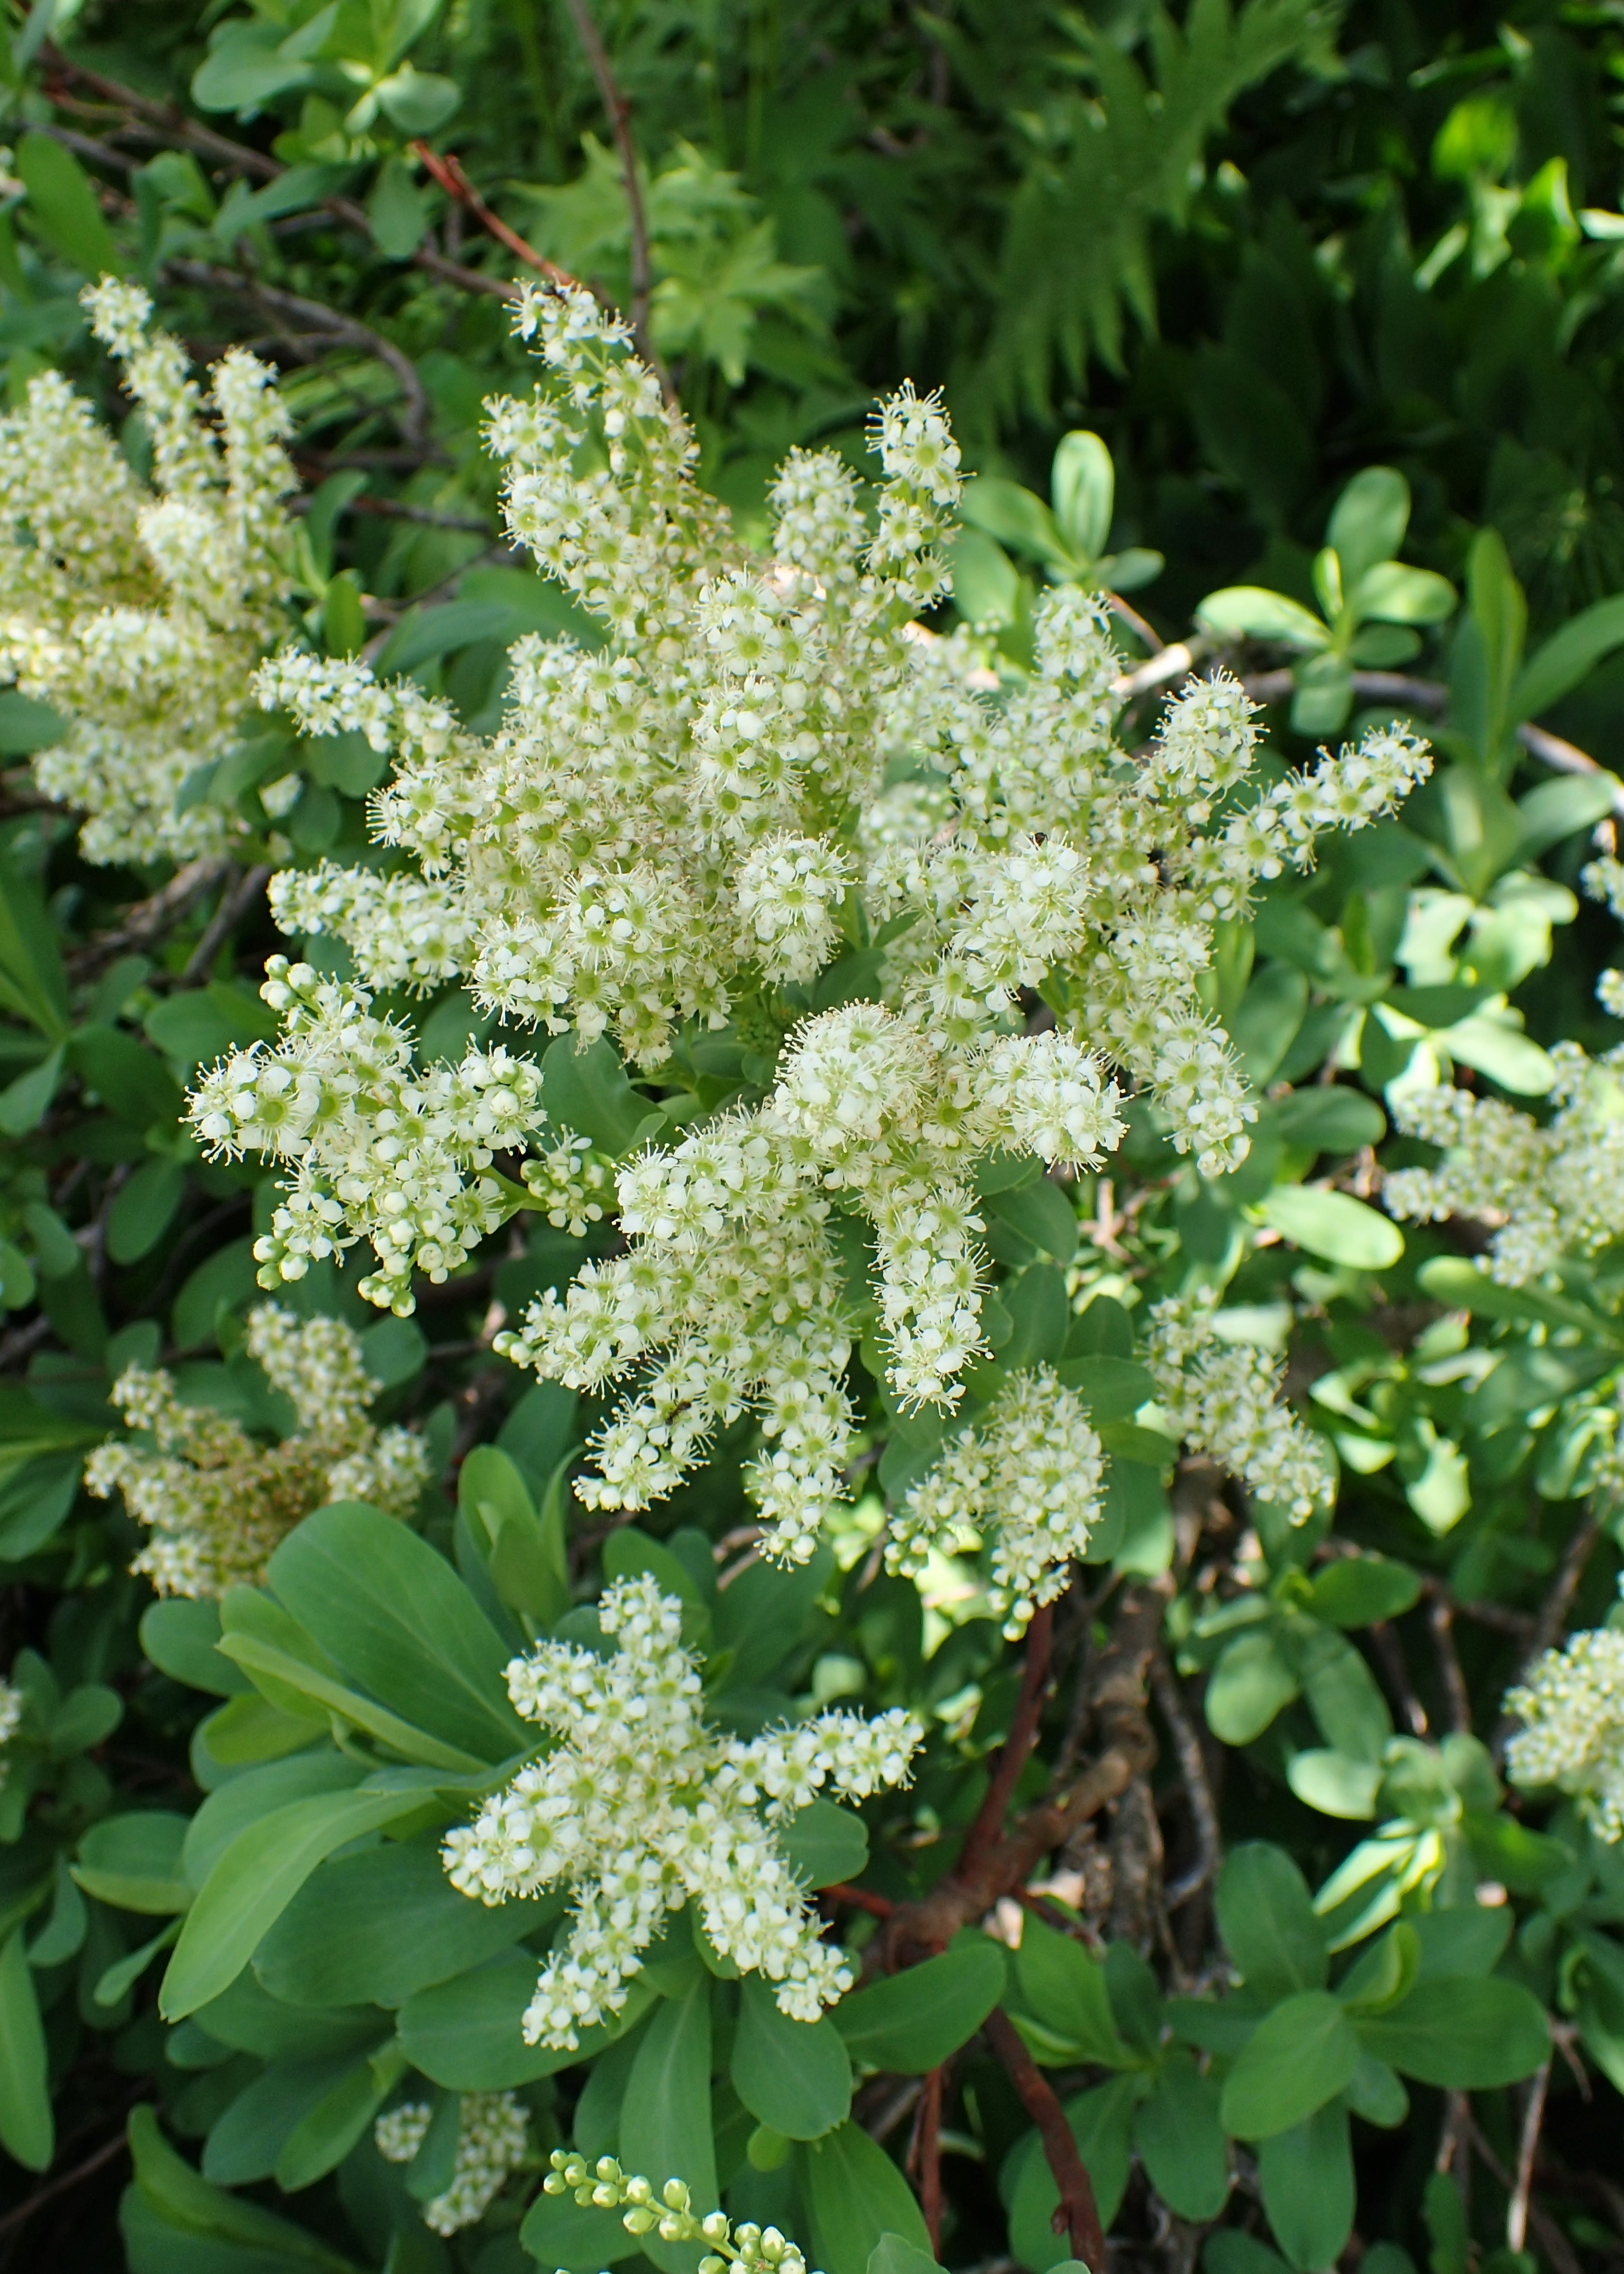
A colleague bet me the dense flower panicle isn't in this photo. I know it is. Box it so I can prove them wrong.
[545,2150,821,2274]
[441,1575,920,2048]
[1146,1295,1334,1522]
[187,956,544,1314]
[1385,1047,1624,1285]
[200,286,1425,1568]
[374,2093,529,2235]
[82,1304,427,1596]
[3,279,296,864]
[1505,1597,1624,1840]
[888,1367,1105,1634]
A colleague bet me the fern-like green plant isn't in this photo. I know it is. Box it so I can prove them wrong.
[984,0,1332,418]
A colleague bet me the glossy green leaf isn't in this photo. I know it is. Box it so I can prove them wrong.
[1219,1990,1360,2139]
[1134,2053,1228,2218]
[1196,586,1328,650]
[161,1785,427,2019]
[804,2121,932,2274]
[267,1503,530,1763]
[1326,467,1409,588]
[1256,1184,1402,1269]
[1304,1558,1420,1629]
[1216,1844,1328,1996]
[17,131,121,276]
[255,1837,555,2008]
[1008,1912,1134,2066]
[1206,1630,1300,1745]
[732,1976,852,2139]
[74,1811,192,1914]
[621,1975,717,2273]
[832,1939,1006,2072]
[1258,2101,1355,2271]
[1353,1975,1550,2087]
[0,1929,51,2169]
[400,1947,655,2090]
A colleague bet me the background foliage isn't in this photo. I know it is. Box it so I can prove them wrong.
[7,4,1624,2274]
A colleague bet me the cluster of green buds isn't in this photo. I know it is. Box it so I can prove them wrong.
[544,2153,813,2274]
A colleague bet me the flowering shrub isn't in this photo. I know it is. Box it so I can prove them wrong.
[6,131,1624,2274]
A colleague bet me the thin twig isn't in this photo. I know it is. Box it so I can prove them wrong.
[882,1582,1165,1967]
[910,2067,946,2255]
[179,863,271,986]
[957,1604,1054,1882]
[1153,1655,1221,1907]
[1508,2056,1550,2254]
[822,1882,894,1919]
[1112,640,1209,701]
[1239,665,1624,816]
[40,48,518,306]
[1465,2108,1583,2274]
[556,0,672,394]
[409,143,583,294]
[162,259,430,447]
[1429,1595,1472,1737]
[983,2008,1107,2272]
[70,855,233,973]
[0,2123,131,2239]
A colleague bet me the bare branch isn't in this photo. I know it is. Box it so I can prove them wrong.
[556,0,672,395]
[983,2008,1108,2272]
[162,259,431,448]
[409,142,585,294]
[1154,1655,1221,1908]
[1508,2056,1550,2254]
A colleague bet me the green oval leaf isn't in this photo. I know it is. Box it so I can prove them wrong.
[1256,1185,1403,1269]
[1218,1989,1360,2140]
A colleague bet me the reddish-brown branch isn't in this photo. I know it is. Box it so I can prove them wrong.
[910,2066,946,2254]
[557,0,655,345]
[822,1882,894,1919]
[958,1603,1054,1879]
[882,1582,1166,1965]
[409,144,583,293]
[983,2008,1106,2271]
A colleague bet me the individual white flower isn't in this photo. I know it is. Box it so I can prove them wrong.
[82,1304,427,1596]
[375,2093,529,2235]
[1506,1595,1624,1840]
[441,1574,920,2048]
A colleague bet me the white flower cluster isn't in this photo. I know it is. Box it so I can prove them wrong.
[188,956,544,1314]
[198,286,1427,1576]
[2,279,295,864]
[441,1574,920,2048]
[1505,1592,1624,1840]
[888,1367,1105,1634]
[1146,1295,1333,1522]
[1385,1046,1624,1285]
[82,1303,427,1596]
[374,2092,529,2234]
[545,2151,819,2274]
